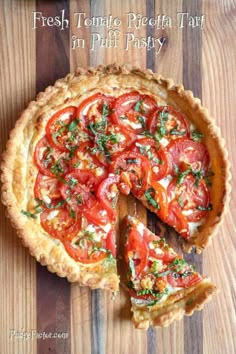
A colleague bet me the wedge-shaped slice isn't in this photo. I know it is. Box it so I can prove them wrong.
[124,215,217,329]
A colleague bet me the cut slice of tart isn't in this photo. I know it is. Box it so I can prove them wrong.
[124,215,217,329]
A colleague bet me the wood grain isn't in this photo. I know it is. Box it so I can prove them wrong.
[0,1,36,353]
[182,1,203,354]
[35,1,71,354]
[202,1,236,353]
[0,1,235,353]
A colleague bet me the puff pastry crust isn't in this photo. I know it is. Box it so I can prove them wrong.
[131,278,217,329]
[1,64,230,290]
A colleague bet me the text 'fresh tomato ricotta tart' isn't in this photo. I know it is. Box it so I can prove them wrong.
[1,65,230,299]
[125,216,217,329]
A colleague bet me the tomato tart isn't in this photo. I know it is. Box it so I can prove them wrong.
[1,64,230,292]
[125,215,217,329]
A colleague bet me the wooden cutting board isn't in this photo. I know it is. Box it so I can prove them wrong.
[0,1,235,353]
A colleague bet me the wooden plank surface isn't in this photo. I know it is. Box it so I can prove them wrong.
[0,1,235,354]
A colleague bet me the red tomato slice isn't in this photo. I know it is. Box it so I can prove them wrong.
[46,106,77,151]
[147,106,190,141]
[167,138,210,175]
[34,172,62,202]
[143,230,176,262]
[93,124,136,166]
[131,138,170,180]
[125,227,149,275]
[109,151,151,197]
[69,141,108,179]
[167,175,211,222]
[111,91,157,133]
[83,202,111,227]
[76,93,114,132]
[96,175,120,221]
[142,180,168,221]
[60,171,97,212]
[40,207,81,240]
[34,136,69,177]
[167,201,190,239]
[167,271,202,288]
[63,226,116,263]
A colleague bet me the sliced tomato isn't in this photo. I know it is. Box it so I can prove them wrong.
[69,141,107,178]
[40,207,81,240]
[167,200,190,239]
[96,175,120,221]
[167,271,202,288]
[167,138,210,175]
[111,91,157,133]
[131,138,170,180]
[34,136,69,177]
[34,172,62,202]
[147,106,190,141]
[83,201,111,227]
[167,175,211,222]
[92,124,136,166]
[76,93,114,132]
[143,231,176,262]
[142,180,168,221]
[125,227,149,275]
[109,151,151,197]
[46,106,78,151]
[63,225,115,263]
[60,171,98,212]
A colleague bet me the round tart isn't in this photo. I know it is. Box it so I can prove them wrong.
[1,64,230,291]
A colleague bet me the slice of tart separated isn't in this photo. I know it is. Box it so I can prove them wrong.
[124,215,217,329]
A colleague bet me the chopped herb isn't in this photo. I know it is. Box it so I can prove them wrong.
[191,130,205,141]
[102,103,113,117]
[68,118,80,132]
[66,145,77,158]
[21,210,37,219]
[144,188,160,209]
[174,165,205,187]
[76,195,83,205]
[154,110,169,141]
[174,164,179,175]
[35,198,65,209]
[91,132,119,162]
[137,115,146,129]
[69,177,79,187]
[136,289,167,299]
[178,196,184,208]
[52,126,67,145]
[50,159,64,176]
[196,204,213,211]
[120,115,127,120]
[134,99,144,113]
[35,205,43,213]
[141,131,154,138]
[68,132,77,142]
[150,260,160,273]
[126,158,138,164]
[72,161,81,168]
[111,197,117,209]
[155,269,172,277]
[69,208,76,219]
[169,128,186,136]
